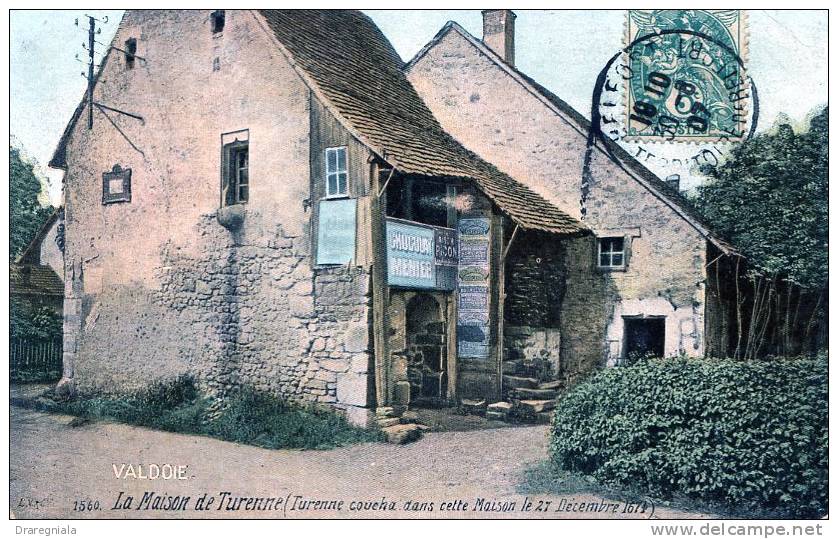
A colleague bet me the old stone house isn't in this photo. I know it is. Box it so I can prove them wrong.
[49,9,595,425]
[12,207,65,316]
[11,208,65,380]
[49,9,741,425]
[405,10,740,377]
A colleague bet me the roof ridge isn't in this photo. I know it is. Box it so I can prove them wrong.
[404,18,735,253]
[257,9,587,236]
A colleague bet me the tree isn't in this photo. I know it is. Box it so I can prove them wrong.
[694,107,828,357]
[10,144,53,260]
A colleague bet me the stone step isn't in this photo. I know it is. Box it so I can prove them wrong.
[376,406,397,418]
[538,380,564,391]
[502,375,539,390]
[377,417,400,428]
[510,387,559,400]
[518,399,556,414]
[487,401,513,412]
[399,411,419,424]
[459,398,487,415]
[382,424,423,444]
[486,401,513,421]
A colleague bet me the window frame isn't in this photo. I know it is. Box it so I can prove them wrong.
[222,140,249,206]
[597,236,627,270]
[124,38,137,69]
[324,146,349,199]
[211,10,225,34]
[102,164,132,205]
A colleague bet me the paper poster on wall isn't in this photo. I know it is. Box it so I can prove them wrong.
[456,216,491,359]
[457,324,490,358]
[458,285,489,310]
[316,198,357,265]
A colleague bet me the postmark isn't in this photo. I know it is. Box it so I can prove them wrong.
[582,9,758,216]
[623,10,750,143]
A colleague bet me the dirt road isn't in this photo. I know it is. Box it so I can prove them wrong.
[10,390,708,519]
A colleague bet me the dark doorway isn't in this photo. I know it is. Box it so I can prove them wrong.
[405,294,447,405]
[623,317,665,359]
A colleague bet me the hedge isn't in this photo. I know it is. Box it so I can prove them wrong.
[549,355,828,518]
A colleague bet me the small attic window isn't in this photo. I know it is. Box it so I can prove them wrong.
[124,38,137,69]
[211,10,225,34]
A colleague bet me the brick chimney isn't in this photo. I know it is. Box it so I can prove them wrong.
[481,9,516,66]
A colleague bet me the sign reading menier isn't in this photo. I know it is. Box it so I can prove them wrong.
[386,218,456,290]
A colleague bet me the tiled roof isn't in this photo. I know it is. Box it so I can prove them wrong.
[10,264,64,297]
[517,72,735,249]
[258,10,587,236]
[16,207,62,265]
[51,10,586,237]
[406,21,738,254]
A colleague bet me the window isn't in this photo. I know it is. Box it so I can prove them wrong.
[211,10,225,34]
[222,141,248,205]
[598,237,625,269]
[325,147,348,197]
[124,38,137,69]
[102,164,132,204]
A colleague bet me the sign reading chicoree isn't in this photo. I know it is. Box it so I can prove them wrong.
[385,218,457,291]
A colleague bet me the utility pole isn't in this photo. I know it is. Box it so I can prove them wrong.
[87,16,95,130]
[75,13,144,145]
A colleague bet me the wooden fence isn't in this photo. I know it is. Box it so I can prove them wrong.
[10,338,63,382]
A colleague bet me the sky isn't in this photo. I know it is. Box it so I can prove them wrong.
[9,9,828,205]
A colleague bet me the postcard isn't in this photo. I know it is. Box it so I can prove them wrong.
[8,7,828,528]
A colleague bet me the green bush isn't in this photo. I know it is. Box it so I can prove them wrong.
[549,355,828,518]
[45,376,382,450]
[11,298,62,340]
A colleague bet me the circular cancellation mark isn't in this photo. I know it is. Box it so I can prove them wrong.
[581,18,759,214]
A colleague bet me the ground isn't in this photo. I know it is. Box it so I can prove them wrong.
[10,385,710,519]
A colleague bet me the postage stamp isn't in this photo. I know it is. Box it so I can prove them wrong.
[624,10,750,143]
[7,6,828,532]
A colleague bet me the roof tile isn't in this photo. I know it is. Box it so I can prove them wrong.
[259,10,587,236]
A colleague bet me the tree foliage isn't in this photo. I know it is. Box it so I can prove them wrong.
[10,298,62,340]
[694,108,828,290]
[10,144,53,260]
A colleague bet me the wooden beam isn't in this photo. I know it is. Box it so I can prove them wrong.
[446,184,458,403]
[370,159,390,407]
[495,215,506,400]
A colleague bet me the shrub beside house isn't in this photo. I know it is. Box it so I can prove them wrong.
[549,355,828,518]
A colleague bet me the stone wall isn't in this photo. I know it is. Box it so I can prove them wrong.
[502,230,564,379]
[407,26,710,375]
[504,231,564,328]
[503,326,560,381]
[58,10,373,423]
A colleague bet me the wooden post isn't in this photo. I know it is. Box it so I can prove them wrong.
[446,184,459,403]
[495,215,506,400]
[370,160,390,407]
[87,17,95,130]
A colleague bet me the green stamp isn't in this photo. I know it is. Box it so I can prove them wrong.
[625,10,750,142]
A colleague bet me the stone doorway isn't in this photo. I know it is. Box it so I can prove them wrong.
[404,293,448,405]
[623,316,666,359]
